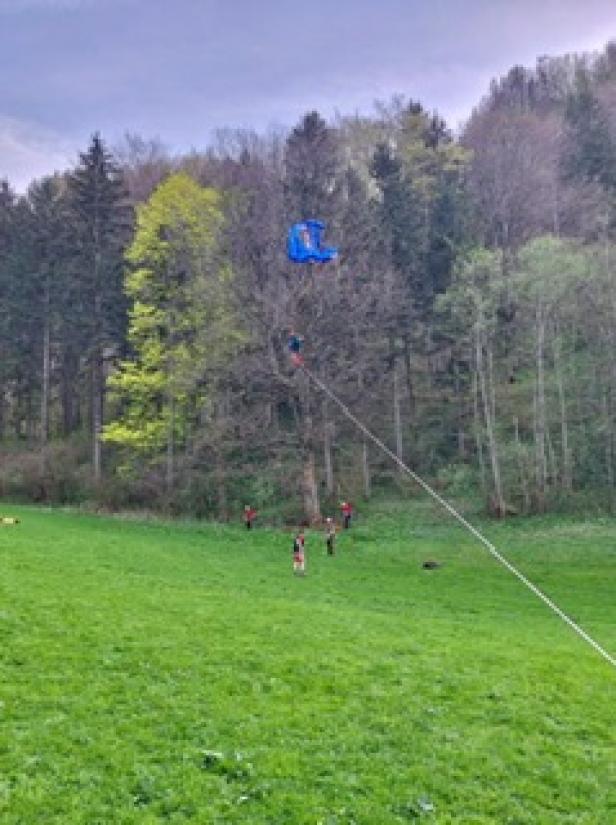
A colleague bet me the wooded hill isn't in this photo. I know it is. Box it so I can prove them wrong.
[2,42,616,521]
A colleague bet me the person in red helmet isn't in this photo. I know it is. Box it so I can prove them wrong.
[340,500,353,529]
[243,505,257,530]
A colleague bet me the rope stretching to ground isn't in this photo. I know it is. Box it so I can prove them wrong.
[301,363,616,671]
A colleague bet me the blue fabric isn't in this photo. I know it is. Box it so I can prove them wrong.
[287,220,338,263]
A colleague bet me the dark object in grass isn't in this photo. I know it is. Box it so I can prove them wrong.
[422,560,442,569]
[200,750,253,780]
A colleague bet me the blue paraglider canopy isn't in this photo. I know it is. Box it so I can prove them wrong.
[287,219,338,264]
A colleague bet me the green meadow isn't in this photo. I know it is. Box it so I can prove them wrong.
[1,502,614,824]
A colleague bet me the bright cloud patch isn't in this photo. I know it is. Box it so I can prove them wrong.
[0,115,76,192]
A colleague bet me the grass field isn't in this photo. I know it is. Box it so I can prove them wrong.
[1,500,615,824]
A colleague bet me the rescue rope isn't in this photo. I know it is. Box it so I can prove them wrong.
[301,363,616,671]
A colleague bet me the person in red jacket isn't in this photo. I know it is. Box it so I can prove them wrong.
[243,505,257,530]
[340,500,353,529]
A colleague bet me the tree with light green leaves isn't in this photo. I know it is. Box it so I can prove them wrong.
[103,173,242,490]
[437,247,507,514]
[511,236,591,510]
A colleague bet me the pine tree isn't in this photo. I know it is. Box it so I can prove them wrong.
[284,111,342,223]
[0,181,19,438]
[67,134,132,480]
[563,68,616,193]
[27,175,73,445]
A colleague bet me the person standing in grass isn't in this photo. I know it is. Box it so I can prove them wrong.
[340,500,353,529]
[243,505,257,530]
[325,517,336,555]
[293,531,306,575]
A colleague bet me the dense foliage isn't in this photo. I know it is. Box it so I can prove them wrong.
[3,43,616,519]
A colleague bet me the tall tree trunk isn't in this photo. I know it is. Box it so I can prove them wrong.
[92,357,102,482]
[166,396,175,494]
[553,334,572,491]
[604,206,610,273]
[41,275,51,448]
[546,427,558,489]
[402,334,416,463]
[60,349,78,436]
[302,445,320,523]
[472,370,487,494]
[14,387,22,438]
[534,306,547,513]
[402,335,416,418]
[513,416,531,513]
[92,248,103,482]
[357,371,371,498]
[453,361,466,459]
[362,440,371,499]
[26,388,35,440]
[393,356,403,465]
[216,447,228,521]
[323,401,334,496]
[602,390,614,488]
[552,178,560,237]
[475,322,504,516]
[300,376,320,523]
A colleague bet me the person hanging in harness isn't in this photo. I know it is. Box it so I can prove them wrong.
[287,330,304,367]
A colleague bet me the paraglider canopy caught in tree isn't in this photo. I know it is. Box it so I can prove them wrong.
[287,219,338,264]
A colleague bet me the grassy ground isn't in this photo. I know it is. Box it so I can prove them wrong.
[0,500,614,824]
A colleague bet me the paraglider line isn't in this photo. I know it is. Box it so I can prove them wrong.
[300,363,616,671]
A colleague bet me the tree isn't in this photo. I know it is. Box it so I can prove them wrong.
[563,68,616,195]
[284,111,342,224]
[67,134,132,480]
[283,112,345,520]
[103,173,242,496]
[114,132,172,205]
[512,236,590,510]
[0,180,21,439]
[438,248,507,514]
[27,175,72,447]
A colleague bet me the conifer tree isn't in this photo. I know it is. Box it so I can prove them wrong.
[67,134,131,479]
[563,69,616,194]
[284,111,342,223]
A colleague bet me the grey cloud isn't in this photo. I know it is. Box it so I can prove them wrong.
[2,0,616,189]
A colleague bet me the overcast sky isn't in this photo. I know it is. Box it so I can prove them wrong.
[2,0,616,191]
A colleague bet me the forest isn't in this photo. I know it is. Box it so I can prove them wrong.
[3,42,616,522]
